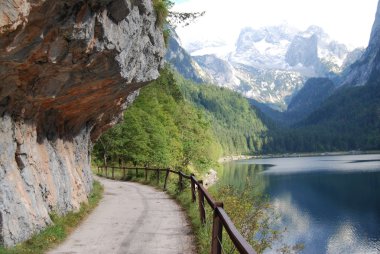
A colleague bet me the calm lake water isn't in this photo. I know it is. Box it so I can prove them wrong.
[219,154,380,254]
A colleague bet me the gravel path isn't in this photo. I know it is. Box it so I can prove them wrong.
[48,177,196,254]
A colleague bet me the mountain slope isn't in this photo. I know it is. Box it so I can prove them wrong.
[263,2,380,152]
[165,31,211,84]
[186,24,363,108]
[341,1,380,87]
[174,72,268,155]
[301,1,380,129]
[286,78,336,120]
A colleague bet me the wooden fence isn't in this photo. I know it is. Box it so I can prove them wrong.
[97,165,256,254]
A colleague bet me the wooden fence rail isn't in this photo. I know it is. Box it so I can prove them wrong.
[97,165,256,254]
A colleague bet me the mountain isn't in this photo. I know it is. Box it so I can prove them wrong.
[193,54,240,89]
[165,30,211,83]
[249,78,336,125]
[263,1,380,152]
[286,78,335,120]
[285,34,319,68]
[340,2,380,87]
[231,25,296,70]
[174,71,268,155]
[185,24,363,108]
[301,1,380,123]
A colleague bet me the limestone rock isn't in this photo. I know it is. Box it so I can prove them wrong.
[341,0,380,87]
[285,34,319,68]
[0,0,165,246]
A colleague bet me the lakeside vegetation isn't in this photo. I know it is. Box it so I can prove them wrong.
[95,166,302,254]
[0,181,103,254]
[92,67,306,253]
[91,59,379,253]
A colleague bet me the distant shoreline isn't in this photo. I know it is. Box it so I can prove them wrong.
[218,150,380,163]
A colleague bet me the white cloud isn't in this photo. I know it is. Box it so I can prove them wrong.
[173,0,379,48]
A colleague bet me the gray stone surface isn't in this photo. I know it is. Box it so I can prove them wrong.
[48,177,196,254]
[285,35,319,67]
[341,0,380,87]
[0,0,165,246]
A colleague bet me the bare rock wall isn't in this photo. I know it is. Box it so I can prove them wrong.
[0,0,165,246]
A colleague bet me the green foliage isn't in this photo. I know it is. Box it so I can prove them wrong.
[152,0,173,46]
[0,181,103,254]
[214,185,303,254]
[152,0,172,28]
[174,72,268,155]
[93,67,219,172]
[263,82,380,153]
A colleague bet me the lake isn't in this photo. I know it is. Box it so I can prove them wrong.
[219,154,380,254]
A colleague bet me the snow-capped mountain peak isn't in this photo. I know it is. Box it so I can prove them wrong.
[168,24,364,108]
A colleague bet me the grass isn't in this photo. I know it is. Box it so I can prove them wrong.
[152,0,172,46]
[152,0,171,28]
[0,181,104,254]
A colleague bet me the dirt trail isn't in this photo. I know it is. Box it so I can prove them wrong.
[48,177,195,254]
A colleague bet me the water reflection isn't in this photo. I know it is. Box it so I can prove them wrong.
[218,163,270,194]
[220,154,380,253]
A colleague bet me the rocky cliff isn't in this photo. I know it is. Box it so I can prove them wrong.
[177,24,361,108]
[0,0,165,246]
[165,30,211,83]
[342,0,380,86]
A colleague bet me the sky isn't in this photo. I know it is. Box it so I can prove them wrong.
[172,0,379,49]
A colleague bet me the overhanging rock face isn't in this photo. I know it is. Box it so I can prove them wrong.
[0,0,165,246]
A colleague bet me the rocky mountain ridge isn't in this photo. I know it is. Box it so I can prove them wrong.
[341,1,380,87]
[177,24,363,108]
[299,0,380,123]
[164,30,212,83]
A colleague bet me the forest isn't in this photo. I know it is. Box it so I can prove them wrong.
[93,66,380,168]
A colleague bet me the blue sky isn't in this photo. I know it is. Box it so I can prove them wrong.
[172,0,378,49]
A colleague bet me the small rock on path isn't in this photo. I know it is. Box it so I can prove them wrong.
[48,177,196,254]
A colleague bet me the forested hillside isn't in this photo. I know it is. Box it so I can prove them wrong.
[93,67,271,171]
[93,68,220,172]
[93,63,380,166]
[262,79,380,153]
[175,73,268,155]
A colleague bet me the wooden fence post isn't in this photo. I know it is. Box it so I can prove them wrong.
[145,168,148,181]
[211,202,224,254]
[157,169,160,185]
[164,169,170,190]
[178,172,183,191]
[112,167,114,179]
[119,160,123,179]
[123,167,126,179]
[136,168,138,177]
[198,180,206,224]
[105,165,108,177]
[191,174,196,202]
